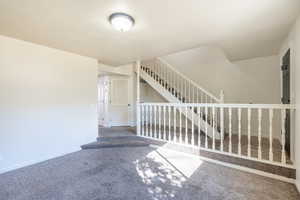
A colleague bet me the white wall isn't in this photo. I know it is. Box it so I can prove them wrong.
[162,47,281,104]
[0,35,98,173]
[280,16,300,190]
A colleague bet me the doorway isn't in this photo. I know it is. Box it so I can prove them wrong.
[98,75,132,128]
[281,49,290,155]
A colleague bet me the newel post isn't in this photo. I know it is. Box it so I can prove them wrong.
[136,60,141,135]
[219,90,224,103]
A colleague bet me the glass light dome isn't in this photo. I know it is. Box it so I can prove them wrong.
[109,13,135,32]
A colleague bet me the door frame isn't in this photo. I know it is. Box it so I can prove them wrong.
[108,76,131,127]
[281,49,291,155]
[97,75,110,127]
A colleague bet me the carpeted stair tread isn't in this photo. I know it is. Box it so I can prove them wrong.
[96,136,144,142]
[81,136,149,149]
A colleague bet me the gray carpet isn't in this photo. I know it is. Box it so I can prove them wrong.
[0,145,299,200]
[0,126,299,200]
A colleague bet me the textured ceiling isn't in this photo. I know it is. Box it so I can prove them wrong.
[0,0,299,66]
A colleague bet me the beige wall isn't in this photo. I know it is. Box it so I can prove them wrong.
[162,47,280,104]
[280,16,300,190]
[141,83,166,103]
[0,35,98,173]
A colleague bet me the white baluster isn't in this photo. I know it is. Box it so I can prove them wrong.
[210,99,213,124]
[198,106,201,147]
[182,78,185,102]
[185,106,188,145]
[174,72,177,96]
[173,72,175,95]
[174,106,177,142]
[175,73,177,96]
[238,108,242,155]
[154,105,157,138]
[200,92,202,103]
[170,71,173,94]
[189,83,191,102]
[169,105,171,141]
[156,62,159,82]
[179,106,182,143]
[192,86,195,102]
[159,62,161,83]
[165,67,168,89]
[220,107,224,152]
[258,108,262,160]
[150,105,152,137]
[169,69,171,91]
[181,76,183,98]
[145,105,148,137]
[164,105,166,140]
[173,71,175,94]
[154,63,156,78]
[205,106,208,148]
[165,65,167,88]
[229,108,232,153]
[141,105,144,136]
[247,108,251,157]
[269,109,273,162]
[156,63,158,81]
[281,109,286,164]
[167,67,169,90]
[158,106,161,139]
[191,105,195,146]
[212,107,215,150]
[184,81,187,102]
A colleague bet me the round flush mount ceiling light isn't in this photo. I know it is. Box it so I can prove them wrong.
[109,13,135,32]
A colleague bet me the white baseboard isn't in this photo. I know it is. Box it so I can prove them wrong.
[0,147,81,175]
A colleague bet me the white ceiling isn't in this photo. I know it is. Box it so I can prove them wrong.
[0,0,299,66]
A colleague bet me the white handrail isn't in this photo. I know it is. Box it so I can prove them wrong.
[140,102,296,109]
[157,58,221,102]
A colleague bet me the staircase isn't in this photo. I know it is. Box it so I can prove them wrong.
[139,58,224,139]
[135,59,296,180]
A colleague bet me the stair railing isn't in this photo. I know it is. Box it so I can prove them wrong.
[141,58,224,129]
[141,58,224,104]
[139,102,295,168]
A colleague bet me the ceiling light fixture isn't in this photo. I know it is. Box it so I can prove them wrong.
[109,12,135,32]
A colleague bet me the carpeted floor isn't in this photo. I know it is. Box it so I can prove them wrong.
[0,126,299,200]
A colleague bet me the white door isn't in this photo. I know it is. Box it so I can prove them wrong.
[109,78,130,126]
